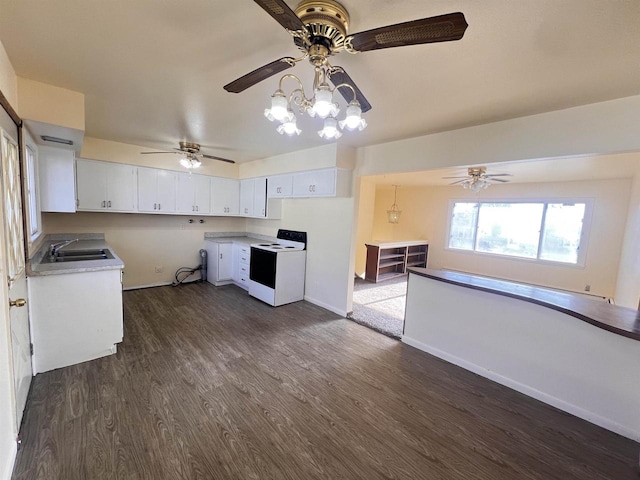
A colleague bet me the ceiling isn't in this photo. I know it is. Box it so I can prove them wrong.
[1,0,639,164]
[367,153,640,187]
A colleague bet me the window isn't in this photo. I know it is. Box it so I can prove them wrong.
[447,200,590,265]
[25,144,40,237]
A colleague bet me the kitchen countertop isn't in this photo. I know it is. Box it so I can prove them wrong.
[204,232,278,245]
[366,240,428,248]
[408,267,640,341]
[29,233,125,276]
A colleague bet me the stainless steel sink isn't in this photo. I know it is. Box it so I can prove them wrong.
[42,248,115,263]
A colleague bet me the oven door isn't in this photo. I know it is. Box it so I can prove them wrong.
[250,247,277,289]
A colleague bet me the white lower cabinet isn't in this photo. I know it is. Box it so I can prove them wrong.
[28,269,124,374]
[233,244,251,290]
[211,177,240,215]
[205,241,233,286]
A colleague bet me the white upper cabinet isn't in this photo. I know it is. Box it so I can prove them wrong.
[253,177,267,218]
[240,178,254,217]
[292,168,337,197]
[267,174,293,198]
[38,145,76,212]
[138,167,177,213]
[76,159,136,212]
[176,173,211,214]
[211,177,239,215]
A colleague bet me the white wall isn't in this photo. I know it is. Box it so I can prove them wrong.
[368,179,631,298]
[0,41,17,111]
[357,95,640,177]
[615,163,640,307]
[403,274,640,441]
[43,213,246,288]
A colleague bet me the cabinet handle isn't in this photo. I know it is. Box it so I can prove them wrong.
[192,206,194,212]
[262,209,265,216]
[196,205,199,212]
[102,200,106,208]
[108,200,112,208]
[308,185,312,192]
[220,253,222,259]
[312,185,316,192]
[154,203,157,210]
[158,203,161,210]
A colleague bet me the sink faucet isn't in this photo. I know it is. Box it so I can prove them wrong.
[49,238,79,258]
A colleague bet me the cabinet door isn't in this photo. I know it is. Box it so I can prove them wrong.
[76,159,107,210]
[292,169,336,197]
[193,175,210,214]
[211,177,240,215]
[39,146,76,212]
[240,179,254,216]
[106,163,136,212]
[155,169,177,213]
[253,177,267,218]
[267,174,293,198]
[218,243,233,280]
[137,167,159,212]
[176,173,196,213]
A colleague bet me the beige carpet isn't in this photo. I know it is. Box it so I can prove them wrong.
[348,276,407,339]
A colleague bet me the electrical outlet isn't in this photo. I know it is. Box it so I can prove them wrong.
[584,284,591,292]
[155,266,164,274]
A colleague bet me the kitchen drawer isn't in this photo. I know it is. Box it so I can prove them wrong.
[238,245,250,255]
[238,274,249,290]
[239,264,249,276]
[239,251,250,265]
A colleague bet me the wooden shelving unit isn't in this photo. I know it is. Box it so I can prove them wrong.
[365,241,429,283]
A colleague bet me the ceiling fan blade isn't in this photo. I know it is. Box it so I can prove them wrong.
[448,179,468,185]
[442,175,469,179]
[140,151,180,155]
[347,12,468,52]
[253,0,306,33]
[200,154,236,164]
[484,173,513,178]
[487,178,509,183]
[328,67,372,113]
[224,57,296,93]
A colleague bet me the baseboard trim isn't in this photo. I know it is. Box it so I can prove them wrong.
[402,335,640,442]
[123,279,204,291]
[304,296,347,317]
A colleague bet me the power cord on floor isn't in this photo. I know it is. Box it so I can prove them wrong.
[172,266,201,287]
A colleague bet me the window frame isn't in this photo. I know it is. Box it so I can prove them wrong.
[445,197,594,267]
[22,128,42,248]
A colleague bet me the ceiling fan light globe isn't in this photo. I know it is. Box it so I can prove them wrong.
[318,117,342,140]
[340,102,367,131]
[179,157,201,169]
[277,115,301,136]
[311,87,338,119]
[265,91,289,122]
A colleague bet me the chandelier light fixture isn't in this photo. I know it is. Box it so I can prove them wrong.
[387,185,402,224]
[264,60,367,140]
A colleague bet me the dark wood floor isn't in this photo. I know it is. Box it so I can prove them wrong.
[12,283,639,479]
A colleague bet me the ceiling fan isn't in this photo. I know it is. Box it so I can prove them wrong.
[223,0,468,138]
[140,142,235,169]
[443,167,512,192]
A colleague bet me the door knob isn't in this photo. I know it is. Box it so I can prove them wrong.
[9,298,26,308]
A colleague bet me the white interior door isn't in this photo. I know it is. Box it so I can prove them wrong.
[1,128,30,430]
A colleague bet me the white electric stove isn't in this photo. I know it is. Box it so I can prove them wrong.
[249,230,307,306]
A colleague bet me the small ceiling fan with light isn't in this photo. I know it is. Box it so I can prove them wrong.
[443,167,512,192]
[224,0,468,139]
[140,142,235,169]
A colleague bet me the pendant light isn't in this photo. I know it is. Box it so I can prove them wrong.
[387,185,402,224]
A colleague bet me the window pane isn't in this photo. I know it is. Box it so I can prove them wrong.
[540,203,585,263]
[448,202,478,250]
[476,203,543,258]
[26,146,39,236]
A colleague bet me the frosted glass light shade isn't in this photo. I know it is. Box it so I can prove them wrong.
[277,113,301,136]
[180,157,201,169]
[318,117,342,140]
[264,91,289,122]
[339,101,367,131]
[310,86,339,118]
